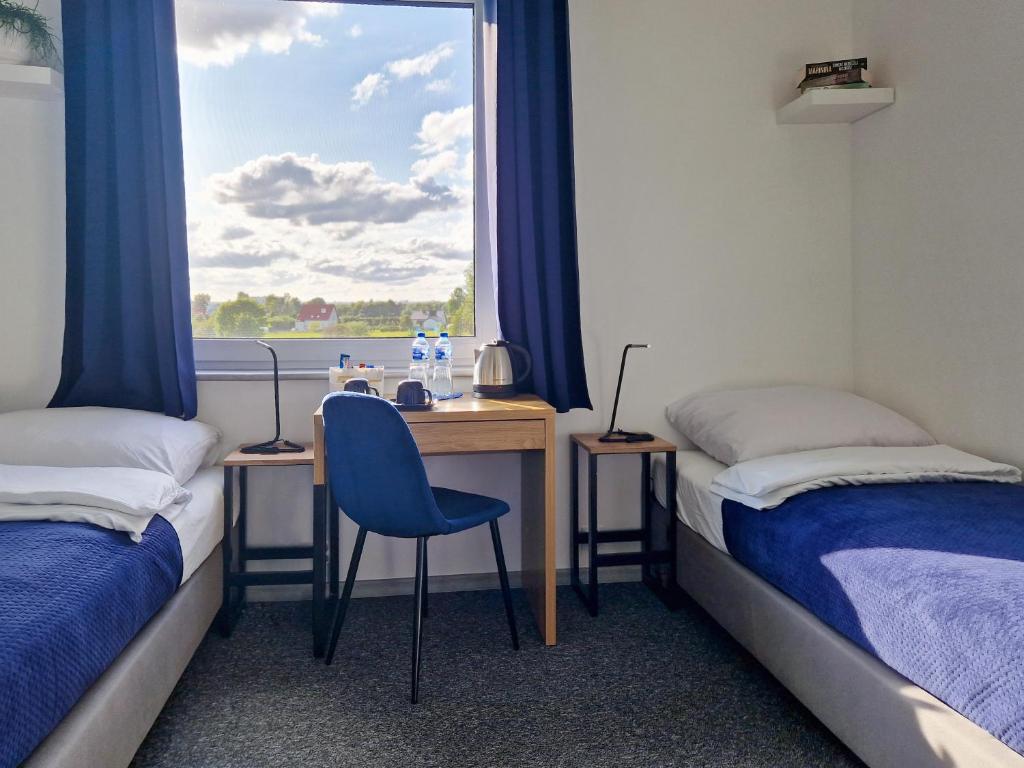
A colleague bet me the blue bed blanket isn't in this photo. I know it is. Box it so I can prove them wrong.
[0,516,182,768]
[722,482,1024,755]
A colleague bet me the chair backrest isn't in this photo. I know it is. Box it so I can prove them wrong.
[321,391,450,538]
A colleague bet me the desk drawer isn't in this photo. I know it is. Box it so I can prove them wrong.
[410,419,546,455]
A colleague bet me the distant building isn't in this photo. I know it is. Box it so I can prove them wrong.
[411,309,447,333]
[295,302,339,331]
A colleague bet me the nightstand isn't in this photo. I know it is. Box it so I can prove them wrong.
[570,433,680,615]
[221,446,339,657]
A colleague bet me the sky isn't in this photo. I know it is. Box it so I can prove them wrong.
[174,0,474,303]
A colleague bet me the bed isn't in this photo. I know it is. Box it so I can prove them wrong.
[653,385,1024,768]
[0,408,225,768]
[653,449,1024,768]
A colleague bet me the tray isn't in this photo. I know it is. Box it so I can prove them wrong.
[390,400,434,412]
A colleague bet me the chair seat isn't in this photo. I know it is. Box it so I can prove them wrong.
[432,487,510,534]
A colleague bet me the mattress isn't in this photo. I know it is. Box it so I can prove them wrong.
[164,466,223,584]
[652,450,729,552]
[0,467,223,767]
[723,481,1024,756]
[0,516,183,768]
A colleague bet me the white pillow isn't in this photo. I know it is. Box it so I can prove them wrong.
[0,465,192,517]
[0,504,175,543]
[710,445,1020,509]
[0,407,221,484]
[665,385,935,466]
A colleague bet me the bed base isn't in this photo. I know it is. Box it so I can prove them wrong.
[22,546,223,768]
[671,521,1024,768]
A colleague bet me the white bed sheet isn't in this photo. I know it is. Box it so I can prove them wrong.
[163,467,224,584]
[653,450,730,553]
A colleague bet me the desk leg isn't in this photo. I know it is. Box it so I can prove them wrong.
[569,441,580,595]
[585,453,599,617]
[238,466,248,604]
[219,466,235,637]
[312,482,327,658]
[328,484,340,600]
[520,416,557,645]
[666,450,678,591]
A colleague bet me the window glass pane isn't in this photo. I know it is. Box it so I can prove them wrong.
[175,0,475,339]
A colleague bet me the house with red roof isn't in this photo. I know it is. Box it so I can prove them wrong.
[294,301,338,332]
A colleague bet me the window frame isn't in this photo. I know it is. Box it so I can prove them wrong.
[189,0,494,372]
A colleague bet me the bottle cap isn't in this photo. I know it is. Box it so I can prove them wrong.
[440,332,449,337]
[417,332,426,337]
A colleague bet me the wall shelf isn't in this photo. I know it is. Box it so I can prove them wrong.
[777,87,894,125]
[0,64,63,101]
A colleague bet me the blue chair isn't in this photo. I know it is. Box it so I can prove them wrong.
[321,391,519,703]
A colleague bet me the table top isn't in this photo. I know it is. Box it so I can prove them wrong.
[224,445,314,467]
[571,433,677,456]
[314,393,554,423]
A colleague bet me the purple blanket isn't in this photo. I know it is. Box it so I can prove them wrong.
[722,482,1024,755]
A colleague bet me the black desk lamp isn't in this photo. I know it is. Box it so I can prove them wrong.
[240,340,305,454]
[599,343,656,443]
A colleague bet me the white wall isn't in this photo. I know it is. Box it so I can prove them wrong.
[0,0,64,413]
[562,0,853,567]
[851,0,1024,467]
[1,0,855,587]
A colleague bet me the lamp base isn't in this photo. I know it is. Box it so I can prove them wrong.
[598,429,656,444]
[240,438,306,455]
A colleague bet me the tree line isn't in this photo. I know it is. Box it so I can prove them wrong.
[191,266,475,338]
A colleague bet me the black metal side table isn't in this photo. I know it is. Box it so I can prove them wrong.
[570,433,680,615]
[220,446,340,657]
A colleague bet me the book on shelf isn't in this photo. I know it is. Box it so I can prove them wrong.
[805,57,868,78]
[799,57,871,91]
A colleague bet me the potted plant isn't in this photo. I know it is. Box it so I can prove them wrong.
[0,1,59,67]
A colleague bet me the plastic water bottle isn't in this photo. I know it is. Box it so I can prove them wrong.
[410,332,430,386]
[432,332,454,398]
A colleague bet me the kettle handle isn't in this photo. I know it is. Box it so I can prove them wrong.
[507,342,533,385]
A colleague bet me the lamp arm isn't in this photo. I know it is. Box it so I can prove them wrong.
[254,340,282,441]
[606,346,631,435]
[605,343,650,436]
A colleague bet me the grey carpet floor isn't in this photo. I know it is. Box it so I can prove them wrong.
[132,584,864,767]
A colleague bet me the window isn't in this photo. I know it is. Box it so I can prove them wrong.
[175,0,489,368]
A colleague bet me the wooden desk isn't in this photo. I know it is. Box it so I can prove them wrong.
[313,394,557,649]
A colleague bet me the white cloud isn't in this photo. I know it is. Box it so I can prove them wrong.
[416,105,473,155]
[386,42,455,79]
[220,225,254,241]
[411,150,459,181]
[175,0,339,68]
[348,24,363,39]
[309,256,434,284]
[424,78,453,94]
[308,237,470,285]
[208,152,460,226]
[351,72,389,107]
[192,243,299,270]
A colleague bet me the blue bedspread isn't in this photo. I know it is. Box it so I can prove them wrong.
[722,482,1024,755]
[0,517,182,768]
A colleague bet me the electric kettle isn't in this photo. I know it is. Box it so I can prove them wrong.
[473,339,532,398]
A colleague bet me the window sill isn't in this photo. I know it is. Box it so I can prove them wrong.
[197,366,476,382]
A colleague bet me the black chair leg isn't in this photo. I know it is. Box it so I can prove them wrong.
[489,519,520,651]
[325,526,367,666]
[422,537,429,619]
[411,536,427,703]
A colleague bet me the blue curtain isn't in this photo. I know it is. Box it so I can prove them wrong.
[495,0,591,413]
[51,0,197,419]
